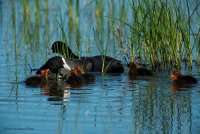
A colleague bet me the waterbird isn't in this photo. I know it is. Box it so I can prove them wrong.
[25,69,50,87]
[128,61,153,76]
[65,66,95,87]
[51,41,124,74]
[36,56,71,78]
[171,71,197,84]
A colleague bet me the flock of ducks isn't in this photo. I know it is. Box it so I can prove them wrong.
[25,41,198,91]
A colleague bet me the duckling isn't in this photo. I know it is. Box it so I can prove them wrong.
[65,66,95,86]
[25,69,49,87]
[128,61,153,76]
[171,71,197,84]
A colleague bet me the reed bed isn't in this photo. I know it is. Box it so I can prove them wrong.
[4,0,200,71]
[116,0,200,70]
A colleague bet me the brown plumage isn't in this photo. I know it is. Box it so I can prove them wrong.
[25,69,49,87]
[171,71,197,84]
[128,62,153,76]
[65,66,95,86]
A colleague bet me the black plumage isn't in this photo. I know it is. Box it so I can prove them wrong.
[51,41,124,74]
[128,62,153,76]
[36,56,70,75]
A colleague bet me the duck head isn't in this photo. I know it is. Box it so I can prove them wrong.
[67,66,84,77]
[127,62,137,70]
[36,56,71,76]
[51,41,79,59]
[40,69,49,79]
[171,71,182,80]
[65,66,85,87]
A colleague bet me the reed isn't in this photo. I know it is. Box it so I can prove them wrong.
[112,0,200,70]
[43,0,50,54]
[5,0,200,72]
[67,0,74,46]
[75,0,81,52]
[20,0,31,45]
[34,0,40,49]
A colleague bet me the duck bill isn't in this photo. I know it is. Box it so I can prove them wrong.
[62,57,71,71]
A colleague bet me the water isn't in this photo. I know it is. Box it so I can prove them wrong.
[1,0,200,134]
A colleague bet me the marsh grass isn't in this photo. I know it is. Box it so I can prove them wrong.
[111,0,200,70]
[5,0,200,73]
[93,27,109,74]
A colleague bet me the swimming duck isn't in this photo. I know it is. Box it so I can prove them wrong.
[51,41,124,74]
[128,61,153,76]
[25,69,49,87]
[65,66,95,86]
[171,71,198,84]
[36,56,71,77]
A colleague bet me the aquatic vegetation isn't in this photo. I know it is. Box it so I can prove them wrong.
[3,0,200,72]
[1,1,200,134]
[113,0,200,70]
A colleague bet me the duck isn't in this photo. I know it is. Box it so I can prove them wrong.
[171,71,198,84]
[128,61,153,76]
[36,56,71,78]
[51,41,124,74]
[25,69,49,87]
[65,66,95,86]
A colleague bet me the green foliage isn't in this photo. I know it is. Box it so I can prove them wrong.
[6,0,200,71]
[123,0,200,69]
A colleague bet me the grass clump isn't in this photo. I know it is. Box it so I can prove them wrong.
[115,0,200,70]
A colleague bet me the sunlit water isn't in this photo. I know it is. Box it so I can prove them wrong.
[1,0,200,134]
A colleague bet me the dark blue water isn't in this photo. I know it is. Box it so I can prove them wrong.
[1,0,200,134]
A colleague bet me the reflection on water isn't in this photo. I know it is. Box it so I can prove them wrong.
[0,64,200,133]
[0,0,200,134]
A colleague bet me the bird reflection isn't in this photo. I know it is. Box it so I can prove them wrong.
[171,83,193,93]
[40,80,71,102]
[25,66,95,102]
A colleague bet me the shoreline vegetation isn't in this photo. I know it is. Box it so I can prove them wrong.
[3,0,200,71]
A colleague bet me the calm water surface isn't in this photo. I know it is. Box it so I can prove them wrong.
[0,0,200,134]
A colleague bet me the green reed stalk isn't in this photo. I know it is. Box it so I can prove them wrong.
[20,0,31,45]
[34,0,40,49]
[11,1,17,59]
[94,0,108,74]
[56,3,72,59]
[195,28,200,64]
[11,1,19,88]
[43,0,50,51]
[68,0,74,46]
[111,0,200,70]
[75,0,80,52]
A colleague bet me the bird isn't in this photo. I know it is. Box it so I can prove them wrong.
[128,61,153,76]
[171,71,198,84]
[51,41,124,74]
[65,66,95,86]
[25,69,50,87]
[36,56,71,78]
